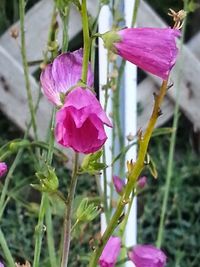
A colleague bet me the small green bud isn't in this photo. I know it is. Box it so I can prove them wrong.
[35,165,59,192]
[81,150,107,175]
[9,140,30,152]
[76,198,100,222]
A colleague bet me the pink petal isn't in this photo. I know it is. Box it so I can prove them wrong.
[52,48,94,93]
[64,88,112,127]
[115,28,180,80]
[0,162,8,177]
[40,49,94,106]
[128,245,167,267]
[40,64,62,106]
[99,237,121,267]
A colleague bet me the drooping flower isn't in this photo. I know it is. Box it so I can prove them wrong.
[40,48,94,106]
[99,236,121,267]
[102,28,180,80]
[0,162,7,177]
[112,175,125,194]
[128,244,167,267]
[55,88,112,154]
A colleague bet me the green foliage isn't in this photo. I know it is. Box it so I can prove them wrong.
[138,115,200,267]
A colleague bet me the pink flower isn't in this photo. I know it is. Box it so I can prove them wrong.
[137,176,147,189]
[0,162,8,177]
[99,236,121,267]
[0,262,4,267]
[40,49,93,106]
[112,175,125,194]
[55,88,112,154]
[102,28,180,80]
[128,245,167,267]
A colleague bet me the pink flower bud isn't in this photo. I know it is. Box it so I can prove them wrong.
[112,175,125,194]
[102,28,180,80]
[128,244,167,267]
[0,162,8,177]
[55,88,112,154]
[99,236,121,267]
[137,176,147,189]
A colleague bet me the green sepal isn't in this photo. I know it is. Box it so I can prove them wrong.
[35,165,59,192]
[81,150,107,175]
[101,30,121,52]
[76,198,100,222]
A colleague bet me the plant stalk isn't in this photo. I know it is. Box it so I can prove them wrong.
[19,0,38,140]
[61,153,79,267]
[81,0,91,84]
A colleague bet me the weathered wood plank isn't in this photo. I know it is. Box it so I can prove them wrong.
[137,0,200,131]
[0,0,98,74]
[0,45,52,140]
[187,31,200,61]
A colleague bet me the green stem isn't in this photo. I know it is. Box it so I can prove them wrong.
[61,7,70,53]
[45,199,58,267]
[88,80,168,267]
[131,0,140,27]
[33,108,56,266]
[81,0,91,83]
[0,149,23,221]
[0,228,15,267]
[156,3,188,248]
[47,108,56,164]
[19,0,38,140]
[33,194,48,267]
[61,153,79,267]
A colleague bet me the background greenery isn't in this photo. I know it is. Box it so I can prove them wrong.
[0,0,200,266]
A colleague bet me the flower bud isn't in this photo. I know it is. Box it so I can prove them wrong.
[0,162,8,177]
[112,175,125,195]
[128,244,167,267]
[99,236,121,267]
[137,176,147,189]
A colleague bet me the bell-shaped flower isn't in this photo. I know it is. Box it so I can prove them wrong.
[40,48,94,106]
[99,236,121,267]
[102,28,180,80]
[0,162,8,177]
[55,88,112,154]
[128,244,167,267]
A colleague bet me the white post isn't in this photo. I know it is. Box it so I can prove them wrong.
[98,2,138,263]
[98,5,112,234]
[124,1,137,266]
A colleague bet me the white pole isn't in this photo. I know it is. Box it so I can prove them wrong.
[124,1,137,266]
[98,5,112,234]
